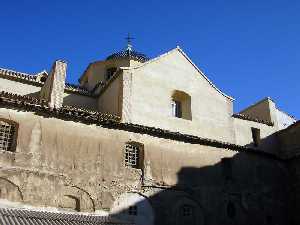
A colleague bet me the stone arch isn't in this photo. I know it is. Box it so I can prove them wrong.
[0,177,23,202]
[60,185,95,212]
[111,192,154,225]
[172,197,204,225]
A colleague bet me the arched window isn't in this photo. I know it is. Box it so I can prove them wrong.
[124,142,144,169]
[171,91,192,120]
[0,118,18,152]
[106,67,117,81]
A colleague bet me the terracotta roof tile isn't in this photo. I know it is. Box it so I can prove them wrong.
[0,207,132,225]
[232,113,274,126]
[0,67,94,96]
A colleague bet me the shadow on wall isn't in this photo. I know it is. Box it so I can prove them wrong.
[110,151,289,225]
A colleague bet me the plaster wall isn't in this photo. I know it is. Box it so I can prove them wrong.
[0,78,41,97]
[122,49,235,142]
[233,118,278,153]
[0,108,289,224]
[276,109,296,130]
[82,58,141,90]
[98,75,122,116]
[240,98,275,124]
[62,92,98,111]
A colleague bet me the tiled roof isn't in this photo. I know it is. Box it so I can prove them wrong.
[0,91,282,159]
[232,113,274,126]
[64,83,93,96]
[0,207,132,225]
[106,48,149,62]
[0,91,120,122]
[0,67,44,86]
[0,67,93,97]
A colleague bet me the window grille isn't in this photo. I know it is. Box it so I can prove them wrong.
[0,120,16,152]
[180,205,193,217]
[125,143,140,168]
[128,206,137,215]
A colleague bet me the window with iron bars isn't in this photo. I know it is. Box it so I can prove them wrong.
[0,119,16,152]
[181,204,194,217]
[124,143,140,168]
[128,206,138,215]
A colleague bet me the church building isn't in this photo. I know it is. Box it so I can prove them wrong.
[0,41,299,225]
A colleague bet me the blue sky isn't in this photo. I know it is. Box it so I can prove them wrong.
[0,0,299,118]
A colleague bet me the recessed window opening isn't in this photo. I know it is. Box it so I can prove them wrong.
[0,119,17,152]
[221,158,233,181]
[171,100,182,118]
[227,201,236,219]
[251,127,261,147]
[180,205,194,217]
[124,142,144,169]
[128,206,137,215]
[171,90,192,120]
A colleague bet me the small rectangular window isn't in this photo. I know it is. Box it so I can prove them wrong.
[251,127,261,147]
[0,120,16,152]
[125,143,139,168]
[128,206,137,215]
[181,205,193,217]
[221,158,233,181]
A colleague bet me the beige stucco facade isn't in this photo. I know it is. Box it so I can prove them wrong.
[0,45,298,225]
[0,107,289,225]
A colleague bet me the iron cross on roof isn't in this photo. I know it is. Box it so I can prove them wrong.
[125,33,134,51]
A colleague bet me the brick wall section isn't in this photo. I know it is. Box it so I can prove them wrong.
[40,60,67,108]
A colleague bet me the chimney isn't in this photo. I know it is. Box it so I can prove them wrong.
[40,60,67,108]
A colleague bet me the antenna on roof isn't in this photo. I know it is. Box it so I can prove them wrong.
[125,33,134,51]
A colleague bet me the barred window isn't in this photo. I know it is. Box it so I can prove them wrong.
[124,142,143,169]
[180,205,194,217]
[128,206,137,215]
[0,119,17,152]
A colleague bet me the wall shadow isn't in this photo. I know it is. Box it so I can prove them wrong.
[110,150,290,225]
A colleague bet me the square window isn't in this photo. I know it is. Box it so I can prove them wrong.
[181,205,193,217]
[128,206,137,215]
